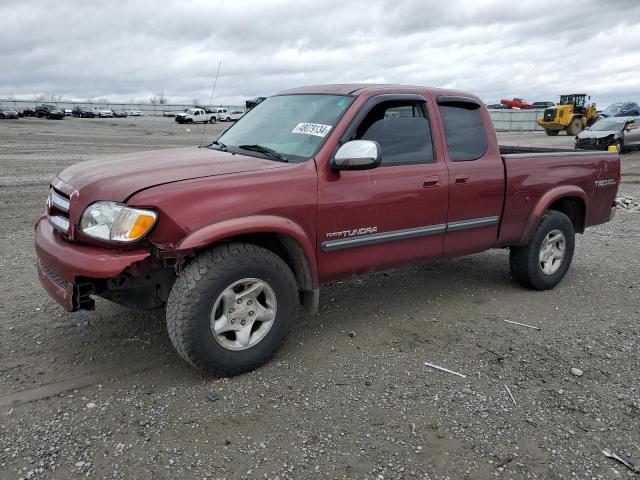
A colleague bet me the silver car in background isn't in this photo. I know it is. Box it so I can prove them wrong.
[93,106,114,118]
[575,117,640,152]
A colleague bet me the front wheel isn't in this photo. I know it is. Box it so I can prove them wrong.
[545,129,559,136]
[614,140,623,153]
[166,243,299,376]
[566,118,583,136]
[509,210,575,290]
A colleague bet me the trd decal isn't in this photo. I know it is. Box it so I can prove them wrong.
[595,179,617,188]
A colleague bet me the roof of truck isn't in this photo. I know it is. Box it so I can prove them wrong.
[275,83,477,97]
[276,83,464,95]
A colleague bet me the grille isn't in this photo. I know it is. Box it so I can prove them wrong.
[543,108,556,122]
[576,137,609,150]
[47,187,71,234]
[41,263,70,289]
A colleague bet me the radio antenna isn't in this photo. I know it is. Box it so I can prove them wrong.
[199,60,222,148]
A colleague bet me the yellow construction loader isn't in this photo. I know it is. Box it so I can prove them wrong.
[537,94,598,136]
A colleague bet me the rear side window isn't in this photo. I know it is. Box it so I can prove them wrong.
[355,100,435,166]
[439,104,488,161]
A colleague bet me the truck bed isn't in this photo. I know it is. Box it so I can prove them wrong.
[497,147,619,247]
[499,145,604,156]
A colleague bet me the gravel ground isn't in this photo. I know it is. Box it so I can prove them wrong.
[0,117,639,480]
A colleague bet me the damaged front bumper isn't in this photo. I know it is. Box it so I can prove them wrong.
[575,137,615,151]
[35,217,151,311]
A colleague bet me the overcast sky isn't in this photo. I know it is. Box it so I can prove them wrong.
[1,0,639,106]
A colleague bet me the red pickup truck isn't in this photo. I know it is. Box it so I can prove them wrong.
[500,98,533,109]
[35,84,620,376]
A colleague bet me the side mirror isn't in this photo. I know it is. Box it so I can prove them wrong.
[332,140,382,171]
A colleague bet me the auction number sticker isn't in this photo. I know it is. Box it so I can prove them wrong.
[292,122,332,137]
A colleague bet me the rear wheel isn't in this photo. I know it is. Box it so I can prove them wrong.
[566,117,583,136]
[210,117,216,123]
[166,243,299,376]
[509,210,575,290]
[545,129,559,136]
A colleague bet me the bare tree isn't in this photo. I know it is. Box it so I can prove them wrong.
[150,92,168,105]
[34,92,62,102]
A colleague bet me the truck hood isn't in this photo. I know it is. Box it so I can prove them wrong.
[58,146,287,205]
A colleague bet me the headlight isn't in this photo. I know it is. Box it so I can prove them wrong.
[80,201,157,242]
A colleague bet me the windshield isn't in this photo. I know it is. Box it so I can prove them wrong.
[588,118,625,131]
[215,94,354,162]
[604,103,623,113]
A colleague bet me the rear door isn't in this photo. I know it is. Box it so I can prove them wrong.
[435,97,505,256]
[316,95,450,281]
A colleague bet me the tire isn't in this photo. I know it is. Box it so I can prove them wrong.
[210,117,216,123]
[566,117,583,136]
[509,210,575,290]
[545,129,559,136]
[226,117,231,122]
[614,140,623,153]
[166,243,299,376]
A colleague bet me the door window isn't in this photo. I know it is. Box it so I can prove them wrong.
[354,101,434,166]
[439,103,488,161]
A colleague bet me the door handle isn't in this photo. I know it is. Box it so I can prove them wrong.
[455,174,470,184]
[422,176,440,188]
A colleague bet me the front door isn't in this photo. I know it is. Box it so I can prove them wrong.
[317,97,450,282]
[623,118,640,147]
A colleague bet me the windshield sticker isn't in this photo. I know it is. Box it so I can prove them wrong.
[292,122,332,137]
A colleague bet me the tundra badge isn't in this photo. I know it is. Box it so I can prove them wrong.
[326,227,378,239]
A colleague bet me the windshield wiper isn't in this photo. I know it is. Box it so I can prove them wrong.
[210,140,227,151]
[238,144,288,162]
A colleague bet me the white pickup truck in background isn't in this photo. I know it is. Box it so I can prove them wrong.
[175,108,215,124]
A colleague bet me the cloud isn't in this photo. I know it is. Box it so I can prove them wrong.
[0,0,639,107]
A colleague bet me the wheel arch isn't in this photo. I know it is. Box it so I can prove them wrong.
[175,216,319,306]
[520,187,587,245]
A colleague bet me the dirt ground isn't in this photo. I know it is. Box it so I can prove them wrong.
[0,116,639,480]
